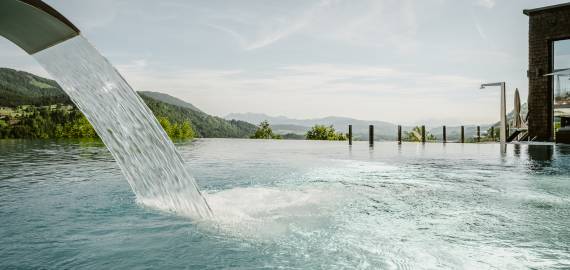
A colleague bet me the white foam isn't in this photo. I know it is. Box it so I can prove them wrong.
[198,186,346,238]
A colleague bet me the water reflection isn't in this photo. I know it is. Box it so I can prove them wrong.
[527,144,554,162]
[557,144,570,156]
[525,144,554,172]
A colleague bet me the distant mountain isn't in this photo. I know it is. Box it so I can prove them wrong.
[272,124,310,134]
[138,91,202,113]
[226,113,397,140]
[136,92,256,137]
[225,113,297,126]
[0,68,256,138]
[0,68,71,106]
[427,125,492,141]
[139,94,255,138]
[226,109,527,141]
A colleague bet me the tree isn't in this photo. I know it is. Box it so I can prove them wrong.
[178,121,195,139]
[140,95,256,138]
[251,120,282,139]
[483,126,499,142]
[158,117,172,136]
[403,126,436,142]
[305,125,346,141]
[64,115,98,138]
[158,116,195,140]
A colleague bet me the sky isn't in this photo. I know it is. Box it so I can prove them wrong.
[1,0,570,125]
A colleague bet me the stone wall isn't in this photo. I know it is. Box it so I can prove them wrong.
[526,5,570,141]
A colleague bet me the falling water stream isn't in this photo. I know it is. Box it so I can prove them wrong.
[34,36,212,219]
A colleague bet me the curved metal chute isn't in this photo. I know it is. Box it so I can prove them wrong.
[0,0,79,54]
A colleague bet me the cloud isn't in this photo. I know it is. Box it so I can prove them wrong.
[474,0,495,9]
[202,0,419,52]
[305,0,419,51]
[2,0,525,125]
[120,59,148,70]
[115,63,493,124]
[204,0,332,50]
[0,41,51,78]
[47,0,120,30]
[203,23,248,48]
[475,22,487,40]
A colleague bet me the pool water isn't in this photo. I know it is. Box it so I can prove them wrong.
[1,139,569,269]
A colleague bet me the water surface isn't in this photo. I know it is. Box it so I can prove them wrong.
[1,139,569,269]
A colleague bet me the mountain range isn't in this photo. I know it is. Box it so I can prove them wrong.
[226,108,526,141]
[225,113,397,140]
[0,68,256,138]
[1,67,526,141]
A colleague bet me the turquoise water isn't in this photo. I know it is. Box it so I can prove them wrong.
[1,139,569,269]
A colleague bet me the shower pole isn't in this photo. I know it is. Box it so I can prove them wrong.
[480,82,507,153]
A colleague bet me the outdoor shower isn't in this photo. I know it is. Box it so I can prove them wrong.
[480,82,507,152]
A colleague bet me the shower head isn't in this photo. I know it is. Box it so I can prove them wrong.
[480,82,503,90]
[0,0,80,54]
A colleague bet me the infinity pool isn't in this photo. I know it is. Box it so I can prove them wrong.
[1,139,569,269]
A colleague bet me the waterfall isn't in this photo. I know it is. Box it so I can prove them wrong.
[34,36,212,219]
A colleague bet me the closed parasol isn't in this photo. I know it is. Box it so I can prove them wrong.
[514,88,523,129]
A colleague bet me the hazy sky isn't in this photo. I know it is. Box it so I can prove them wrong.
[1,0,569,125]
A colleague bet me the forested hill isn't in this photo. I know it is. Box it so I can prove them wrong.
[0,67,256,138]
[0,68,70,106]
[138,91,203,113]
[140,95,256,138]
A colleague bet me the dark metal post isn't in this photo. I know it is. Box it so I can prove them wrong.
[369,125,374,147]
[421,125,426,143]
[443,125,447,143]
[461,126,465,143]
[477,126,480,143]
[348,125,352,145]
[397,125,402,144]
[491,126,495,141]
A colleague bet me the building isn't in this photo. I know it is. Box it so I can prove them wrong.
[524,3,570,142]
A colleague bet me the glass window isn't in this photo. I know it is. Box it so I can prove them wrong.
[553,39,570,132]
